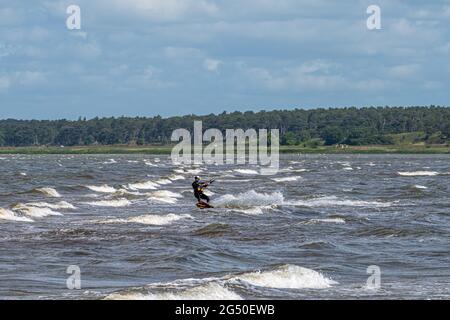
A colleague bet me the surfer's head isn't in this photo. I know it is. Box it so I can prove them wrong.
[194,176,200,181]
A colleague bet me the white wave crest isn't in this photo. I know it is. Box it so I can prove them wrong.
[308,218,346,224]
[186,169,202,174]
[13,204,63,217]
[169,174,185,181]
[103,159,117,164]
[86,185,117,193]
[0,208,34,222]
[36,187,61,198]
[231,207,266,215]
[231,265,337,289]
[413,185,428,190]
[147,190,183,204]
[234,169,259,175]
[86,199,131,207]
[289,196,391,208]
[150,190,183,199]
[272,176,300,182]
[105,264,334,300]
[156,178,172,185]
[280,167,307,173]
[148,197,178,204]
[103,213,192,226]
[112,189,142,197]
[23,201,76,210]
[398,171,438,176]
[106,282,241,300]
[127,181,159,190]
[214,190,284,208]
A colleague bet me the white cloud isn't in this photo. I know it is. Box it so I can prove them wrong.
[15,71,46,86]
[0,7,23,26]
[106,0,219,22]
[0,71,46,91]
[203,58,222,72]
[243,60,345,91]
[64,42,102,60]
[164,46,203,59]
[0,76,11,90]
[69,31,88,39]
[110,64,129,76]
[387,64,421,79]
[0,43,16,58]
[125,66,175,89]
[444,6,450,18]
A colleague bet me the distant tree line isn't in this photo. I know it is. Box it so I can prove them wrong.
[0,106,448,147]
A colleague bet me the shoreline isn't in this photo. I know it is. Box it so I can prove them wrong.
[0,145,449,154]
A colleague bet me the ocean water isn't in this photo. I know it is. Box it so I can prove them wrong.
[0,154,449,300]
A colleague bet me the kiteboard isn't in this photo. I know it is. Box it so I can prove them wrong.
[196,201,214,209]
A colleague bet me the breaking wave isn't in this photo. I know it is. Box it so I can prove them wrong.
[86,199,131,207]
[101,214,193,226]
[307,218,346,224]
[19,201,75,210]
[234,169,259,175]
[272,176,301,182]
[127,181,159,190]
[398,171,439,177]
[86,185,117,193]
[35,187,61,198]
[103,159,117,164]
[13,204,62,217]
[155,178,172,185]
[229,265,337,289]
[214,190,284,209]
[105,264,336,300]
[147,190,183,204]
[288,196,391,208]
[106,282,241,300]
[169,174,185,181]
[0,208,34,222]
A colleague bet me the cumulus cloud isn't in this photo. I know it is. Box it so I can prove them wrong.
[0,0,449,118]
[203,58,222,72]
[99,0,219,22]
[0,76,11,90]
[0,71,47,90]
[243,60,345,91]
[387,64,421,79]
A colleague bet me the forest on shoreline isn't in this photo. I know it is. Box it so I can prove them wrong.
[0,106,448,148]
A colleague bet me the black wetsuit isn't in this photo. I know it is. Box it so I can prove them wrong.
[192,180,210,203]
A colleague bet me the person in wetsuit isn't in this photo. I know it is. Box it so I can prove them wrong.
[192,176,210,203]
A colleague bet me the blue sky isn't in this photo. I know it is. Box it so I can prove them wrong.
[1,0,449,119]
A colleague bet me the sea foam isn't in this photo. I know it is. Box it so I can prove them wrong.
[102,213,193,226]
[398,171,439,177]
[35,187,61,198]
[86,199,131,207]
[86,185,117,193]
[0,208,34,222]
[230,265,337,289]
[289,196,391,208]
